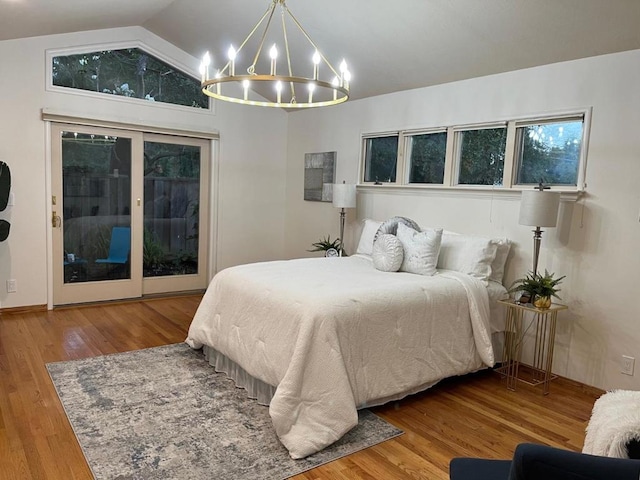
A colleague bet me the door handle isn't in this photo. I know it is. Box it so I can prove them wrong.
[52,210,61,228]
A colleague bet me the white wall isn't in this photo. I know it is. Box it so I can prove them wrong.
[284,50,640,391]
[0,27,288,309]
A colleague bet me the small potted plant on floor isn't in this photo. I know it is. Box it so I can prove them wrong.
[508,270,565,309]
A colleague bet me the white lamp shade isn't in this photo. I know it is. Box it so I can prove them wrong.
[333,183,356,209]
[519,190,560,227]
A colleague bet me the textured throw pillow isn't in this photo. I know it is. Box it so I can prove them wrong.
[437,233,498,281]
[356,219,382,256]
[372,234,404,272]
[374,216,421,242]
[396,223,443,276]
[489,238,512,283]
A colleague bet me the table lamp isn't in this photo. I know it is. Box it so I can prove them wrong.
[332,181,356,256]
[519,186,560,275]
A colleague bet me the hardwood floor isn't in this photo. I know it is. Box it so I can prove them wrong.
[0,296,602,479]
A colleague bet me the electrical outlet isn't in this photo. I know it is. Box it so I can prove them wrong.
[622,355,635,376]
[6,279,16,293]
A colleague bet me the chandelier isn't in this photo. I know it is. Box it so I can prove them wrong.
[199,0,351,108]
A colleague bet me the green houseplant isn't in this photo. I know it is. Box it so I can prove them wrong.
[308,235,342,256]
[508,270,565,309]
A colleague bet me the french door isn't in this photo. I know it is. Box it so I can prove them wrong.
[51,124,210,305]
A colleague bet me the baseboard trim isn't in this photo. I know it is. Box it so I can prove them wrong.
[53,291,204,310]
[0,304,48,316]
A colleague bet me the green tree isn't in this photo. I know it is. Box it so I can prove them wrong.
[364,136,399,183]
[458,128,507,185]
[52,48,208,108]
[517,122,581,185]
[409,132,447,183]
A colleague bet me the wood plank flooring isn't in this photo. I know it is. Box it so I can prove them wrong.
[0,296,602,479]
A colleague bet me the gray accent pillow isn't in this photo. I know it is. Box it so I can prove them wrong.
[372,234,404,272]
[374,216,421,242]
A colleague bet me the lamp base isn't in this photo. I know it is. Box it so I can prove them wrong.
[339,208,346,256]
[532,227,543,275]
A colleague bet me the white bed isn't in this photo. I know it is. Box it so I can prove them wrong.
[186,253,508,459]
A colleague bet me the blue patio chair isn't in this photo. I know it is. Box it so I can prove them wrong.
[96,226,131,266]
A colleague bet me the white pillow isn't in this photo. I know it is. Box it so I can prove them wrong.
[356,219,382,256]
[437,233,498,281]
[396,223,443,276]
[372,234,404,272]
[489,238,512,283]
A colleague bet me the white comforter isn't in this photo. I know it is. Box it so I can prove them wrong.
[186,255,494,458]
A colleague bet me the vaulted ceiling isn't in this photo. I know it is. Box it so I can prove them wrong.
[3,0,640,101]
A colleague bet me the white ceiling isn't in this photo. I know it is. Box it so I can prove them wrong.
[3,0,640,101]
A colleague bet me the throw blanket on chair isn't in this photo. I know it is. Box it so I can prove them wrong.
[583,390,640,458]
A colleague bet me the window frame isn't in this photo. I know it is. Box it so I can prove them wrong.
[46,41,213,114]
[360,131,402,185]
[511,114,587,189]
[452,122,507,188]
[359,108,590,193]
[403,128,449,186]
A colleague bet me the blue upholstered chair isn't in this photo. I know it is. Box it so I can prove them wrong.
[449,443,640,480]
[96,226,131,266]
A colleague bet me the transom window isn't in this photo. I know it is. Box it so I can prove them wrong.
[408,131,447,184]
[363,135,399,183]
[360,111,588,190]
[514,118,583,186]
[455,126,507,186]
[52,47,209,109]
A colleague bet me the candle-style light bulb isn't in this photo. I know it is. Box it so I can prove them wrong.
[275,80,283,103]
[199,62,206,83]
[339,59,348,86]
[228,45,237,76]
[332,76,339,101]
[242,79,250,101]
[269,44,278,76]
[343,69,352,90]
[308,82,315,103]
[215,70,221,95]
[201,51,211,81]
[312,50,321,80]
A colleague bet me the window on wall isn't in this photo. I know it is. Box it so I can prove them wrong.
[455,126,507,186]
[363,135,399,183]
[51,47,209,109]
[514,118,583,186]
[360,111,588,190]
[407,131,447,184]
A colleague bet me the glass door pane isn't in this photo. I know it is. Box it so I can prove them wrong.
[142,135,210,295]
[62,132,132,283]
[143,141,200,277]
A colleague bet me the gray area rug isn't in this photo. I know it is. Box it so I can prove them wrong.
[47,343,403,479]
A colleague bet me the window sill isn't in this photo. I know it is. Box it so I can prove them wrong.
[356,184,584,202]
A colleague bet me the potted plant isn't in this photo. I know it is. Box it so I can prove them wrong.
[308,235,342,257]
[508,270,565,309]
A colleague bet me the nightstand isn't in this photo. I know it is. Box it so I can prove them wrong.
[497,299,568,395]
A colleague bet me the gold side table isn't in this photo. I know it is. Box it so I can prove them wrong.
[497,299,568,395]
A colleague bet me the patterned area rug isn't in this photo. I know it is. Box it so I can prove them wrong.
[47,343,402,479]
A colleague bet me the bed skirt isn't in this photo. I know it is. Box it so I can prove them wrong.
[202,345,276,406]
